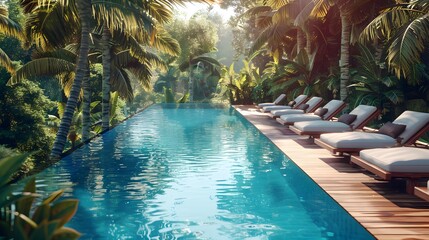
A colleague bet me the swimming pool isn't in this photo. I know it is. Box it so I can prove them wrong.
[36,104,374,239]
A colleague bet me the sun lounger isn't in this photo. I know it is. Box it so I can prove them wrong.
[314,110,429,155]
[268,97,323,118]
[276,100,346,125]
[351,147,429,193]
[256,94,286,108]
[260,94,308,113]
[290,105,379,137]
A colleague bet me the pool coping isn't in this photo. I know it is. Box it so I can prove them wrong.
[234,105,429,240]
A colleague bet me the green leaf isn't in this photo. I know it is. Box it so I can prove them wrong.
[31,204,50,225]
[29,220,60,240]
[50,200,79,228]
[42,190,64,205]
[0,153,31,186]
[384,90,404,104]
[52,227,81,240]
[12,220,29,240]
[17,179,36,216]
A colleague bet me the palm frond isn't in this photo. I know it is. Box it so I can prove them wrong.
[241,6,273,19]
[266,0,294,10]
[248,26,271,55]
[0,5,24,41]
[31,48,77,63]
[294,0,316,26]
[144,50,167,70]
[387,14,429,78]
[8,58,75,85]
[110,66,134,101]
[92,2,154,39]
[24,1,78,50]
[360,6,423,43]
[0,47,15,73]
[150,27,181,56]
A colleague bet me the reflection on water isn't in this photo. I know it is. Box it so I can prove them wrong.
[35,104,374,240]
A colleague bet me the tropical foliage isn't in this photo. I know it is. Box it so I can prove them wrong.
[0,151,79,239]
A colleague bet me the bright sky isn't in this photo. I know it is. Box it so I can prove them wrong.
[176,2,236,22]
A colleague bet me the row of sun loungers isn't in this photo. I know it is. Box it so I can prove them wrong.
[257,94,429,196]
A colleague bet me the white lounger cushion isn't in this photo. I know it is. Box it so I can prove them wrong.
[279,114,322,123]
[294,120,351,133]
[359,147,429,172]
[392,111,429,144]
[258,102,277,108]
[262,105,292,112]
[292,104,377,132]
[271,97,323,117]
[257,94,286,107]
[271,109,305,117]
[322,100,345,120]
[319,132,397,149]
[262,94,307,112]
[348,105,378,129]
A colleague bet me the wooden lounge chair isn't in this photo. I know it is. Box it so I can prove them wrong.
[351,147,429,194]
[256,94,286,108]
[290,105,379,138]
[260,94,308,113]
[314,111,429,155]
[276,100,346,125]
[268,96,323,118]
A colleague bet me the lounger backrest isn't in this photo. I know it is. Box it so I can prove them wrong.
[273,94,286,104]
[393,111,429,144]
[293,95,308,108]
[349,105,378,129]
[304,97,323,113]
[322,100,346,120]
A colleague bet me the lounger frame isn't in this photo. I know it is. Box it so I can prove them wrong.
[351,155,429,194]
[276,101,346,125]
[315,121,429,155]
[290,109,380,138]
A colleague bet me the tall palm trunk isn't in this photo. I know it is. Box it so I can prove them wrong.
[81,64,90,141]
[188,58,193,102]
[50,0,91,160]
[339,11,351,101]
[188,72,193,102]
[102,24,111,131]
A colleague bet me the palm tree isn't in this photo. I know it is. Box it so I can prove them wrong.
[361,0,429,84]
[246,0,312,60]
[0,4,24,73]
[50,0,91,160]
[296,0,389,101]
[20,0,218,159]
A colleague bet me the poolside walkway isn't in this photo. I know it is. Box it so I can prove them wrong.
[234,105,429,240]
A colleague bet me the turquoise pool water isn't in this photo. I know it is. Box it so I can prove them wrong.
[36,104,374,239]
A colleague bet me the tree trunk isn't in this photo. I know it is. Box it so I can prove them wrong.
[339,11,351,101]
[81,64,90,141]
[188,63,193,102]
[50,0,91,160]
[102,24,111,131]
[296,28,305,55]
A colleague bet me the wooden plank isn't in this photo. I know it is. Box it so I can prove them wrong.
[415,186,429,202]
[233,105,429,240]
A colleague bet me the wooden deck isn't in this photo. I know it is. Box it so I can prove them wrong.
[234,105,429,240]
